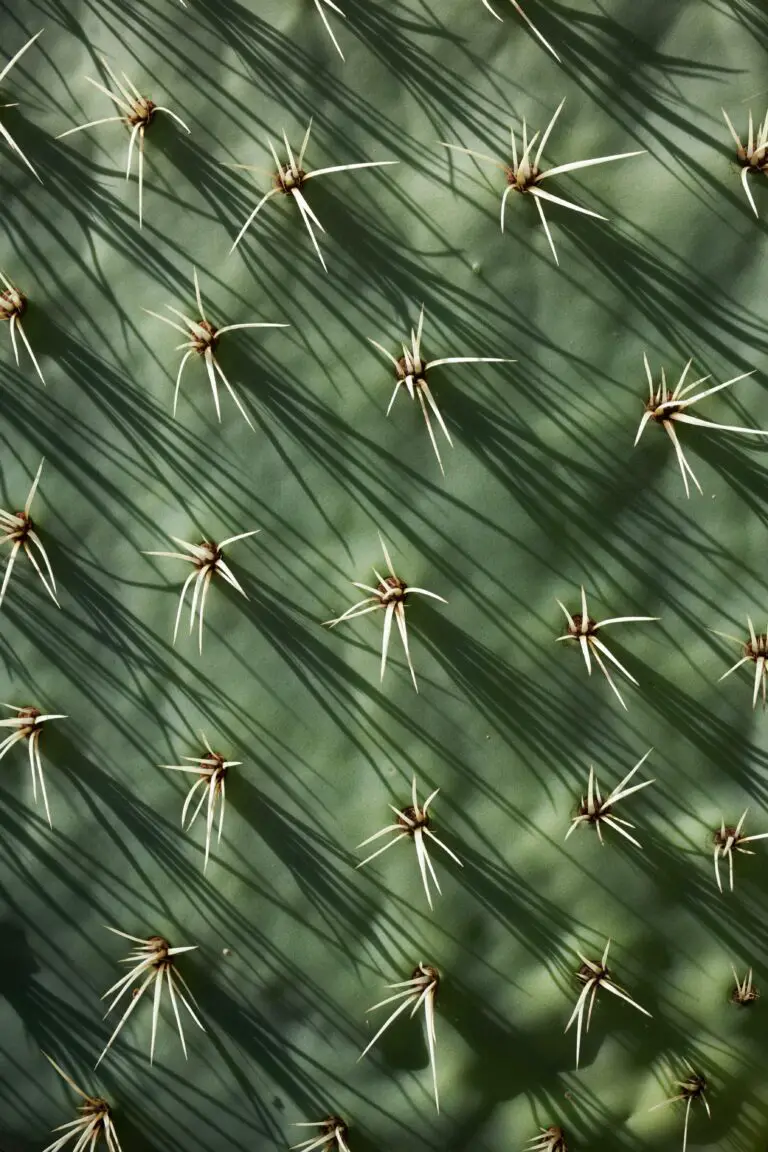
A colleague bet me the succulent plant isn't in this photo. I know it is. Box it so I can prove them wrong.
[3,3,768,1152]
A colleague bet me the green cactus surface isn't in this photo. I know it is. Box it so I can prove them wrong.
[2,2,768,1151]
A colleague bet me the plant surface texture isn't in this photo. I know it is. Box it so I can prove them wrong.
[1,2,768,1152]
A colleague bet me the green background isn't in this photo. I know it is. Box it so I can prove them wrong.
[1,1,768,1149]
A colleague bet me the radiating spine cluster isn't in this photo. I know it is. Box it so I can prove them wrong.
[95,928,204,1068]
[56,58,190,227]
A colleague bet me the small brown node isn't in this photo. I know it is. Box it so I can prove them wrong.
[83,1096,111,1117]
[377,574,407,603]
[577,959,608,985]
[525,1122,568,1152]
[745,630,768,662]
[0,286,25,320]
[204,751,227,776]
[732,984,759,1006]
[398,804,429,833]
[276,164,306,193]
[415,962,440,987]
[197,751,228,801]
[731,967,759,1006]
[128,97,156,129]
[544,1128,567,1152]
[395,353,425,383]
[568,613,596,636]
[576,796,598,823]
[147,935,171,968]
[736,140,768,173]
[191,319,217,353]
[713,825,738,850]
[679,1072,707,1102]
[7,510,33,546]
[322,1117,348,1138]
[506,161,540,192]
[195,541,221,570]
[649,398,681,423]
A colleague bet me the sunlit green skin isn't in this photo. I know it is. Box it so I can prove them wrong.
[1,3,768,1152]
